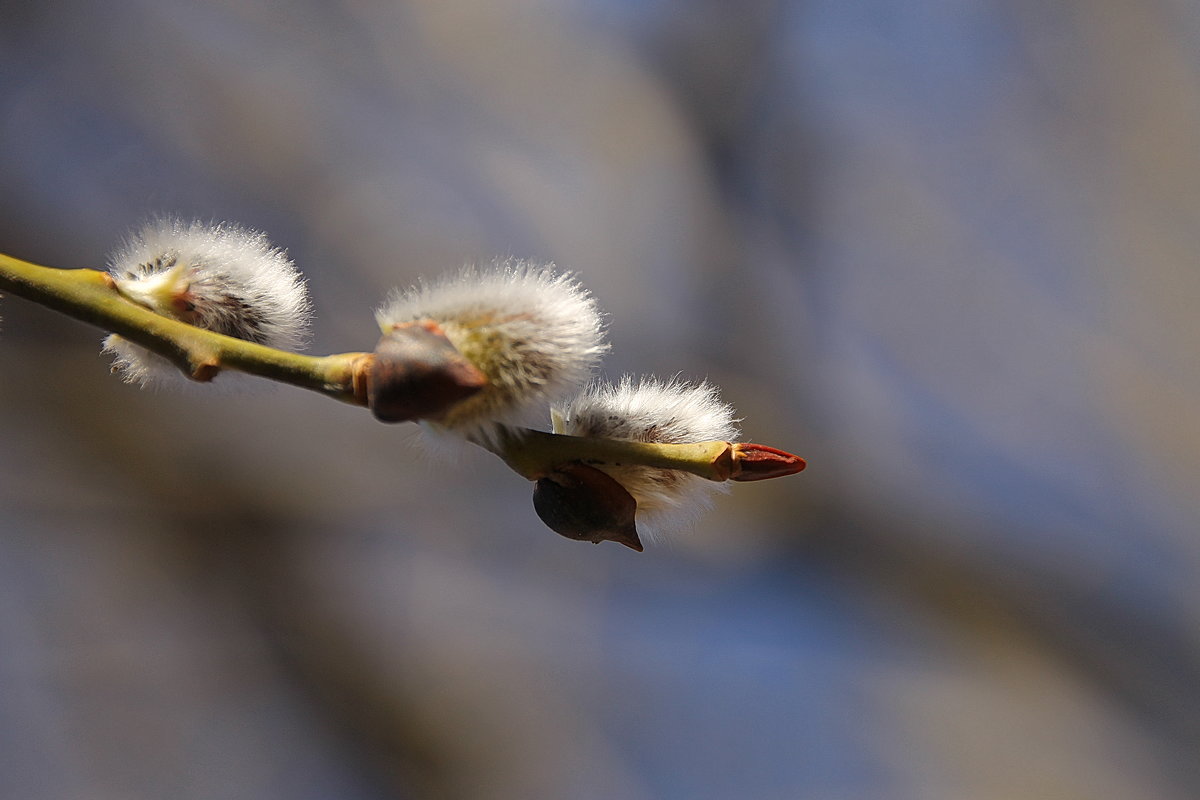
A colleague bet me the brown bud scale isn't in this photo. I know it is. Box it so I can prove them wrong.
[533,462,643,551]
[368,320,487,423]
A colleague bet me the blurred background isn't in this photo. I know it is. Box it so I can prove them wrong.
[3,1,1200,797]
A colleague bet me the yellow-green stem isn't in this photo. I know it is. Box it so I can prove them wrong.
[1,251,802,483]
[0,251,369,402]
[488,427,734,482]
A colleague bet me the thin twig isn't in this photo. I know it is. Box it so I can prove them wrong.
[0,251,804,482]
[0,252,370,402]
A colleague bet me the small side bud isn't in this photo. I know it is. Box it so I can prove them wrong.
[367,321,487,423]
[533,463,643,551]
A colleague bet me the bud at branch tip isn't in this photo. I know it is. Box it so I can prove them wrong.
[730,443,807,481]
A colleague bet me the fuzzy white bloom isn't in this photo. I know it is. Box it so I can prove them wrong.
[104,219,312,384]
[552,375,741,539]
[375,260,607,440]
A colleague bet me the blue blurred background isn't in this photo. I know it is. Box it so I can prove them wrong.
[3,1,1200,798]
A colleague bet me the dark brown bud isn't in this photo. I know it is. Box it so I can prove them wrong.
[367,320,487,423]
[533,462,643,551]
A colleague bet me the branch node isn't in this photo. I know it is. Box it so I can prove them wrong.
[189,358,221,382]
[349,353,375,405]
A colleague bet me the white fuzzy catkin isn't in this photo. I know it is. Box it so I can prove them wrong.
[104,219,312,384]
[376,260,607,440]
[553,375,741,538]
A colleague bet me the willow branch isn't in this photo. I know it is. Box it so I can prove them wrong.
[0,251,370,403]
[0,251,804,482]
[489,428,733,480]
[486,428,804,483]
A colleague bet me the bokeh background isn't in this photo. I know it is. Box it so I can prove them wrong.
[3,1,1200,798]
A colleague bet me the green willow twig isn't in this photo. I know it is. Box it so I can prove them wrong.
[0,251,804,482]
[0,251,368,401]
[487,427,804,483]
[491,427,733,481]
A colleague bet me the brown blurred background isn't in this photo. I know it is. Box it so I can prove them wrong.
[3,1,1200,798]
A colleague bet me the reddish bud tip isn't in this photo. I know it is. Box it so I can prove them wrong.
[368,321,487,423]
[729,443,807,481]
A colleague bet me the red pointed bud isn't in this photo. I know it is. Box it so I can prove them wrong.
[729,443,807,481]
